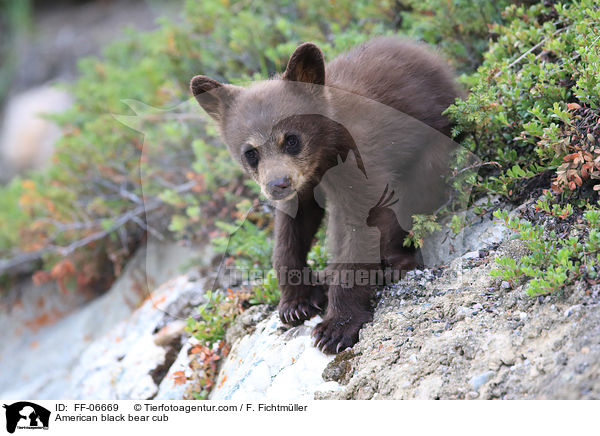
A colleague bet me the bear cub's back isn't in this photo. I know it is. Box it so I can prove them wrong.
[325,37,462,135]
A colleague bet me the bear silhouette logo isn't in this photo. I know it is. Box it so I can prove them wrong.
[3,402,50,433]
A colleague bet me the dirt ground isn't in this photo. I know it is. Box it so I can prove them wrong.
[316,238,600,400]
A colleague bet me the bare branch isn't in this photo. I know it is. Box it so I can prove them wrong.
[92,177,143,205]
[131,215,165,241]
[495,27,567,78]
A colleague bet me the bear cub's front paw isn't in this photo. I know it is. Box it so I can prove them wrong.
[312,311,372,354]
[278,285,327,326]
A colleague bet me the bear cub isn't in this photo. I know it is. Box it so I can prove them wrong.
[191,37,461,354]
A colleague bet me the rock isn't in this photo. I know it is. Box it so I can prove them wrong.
[496,238,531,262]
[0,240,209,399]
[416,376,443,399]
[316,226,600,400]
[0,86,72,181]
[209,313,340,400]
[64,275,206,399]
[422,207,509,267]
[462,251,480,260]
[225,304,272,345]
[153,320,187,346]
[455,306,472,320]
[487,333,517,369]
[322,349,355,383]
[469,371,496,391]
[564,305,582,319]
[465,391,480,400]
[6,196,599,401]
[155,338,198,400]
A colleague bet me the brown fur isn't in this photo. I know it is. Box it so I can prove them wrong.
[190,37,461,354]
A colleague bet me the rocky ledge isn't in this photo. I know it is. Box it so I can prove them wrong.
[210,207,600,400]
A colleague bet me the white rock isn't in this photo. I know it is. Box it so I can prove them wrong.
[462,251,480,260]
[422,208,509,267]
[65,275,204,399]
[469,371,495,391]
[0,85,72,179]
[0,241,208,399]
[155,338,197,400]
[210,313,339,400]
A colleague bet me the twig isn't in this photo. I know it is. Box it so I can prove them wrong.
[131,215,165,241]
[138,113,203,122]
[453,160,502,177]
[92,178,143,205]
[495,27,567,78]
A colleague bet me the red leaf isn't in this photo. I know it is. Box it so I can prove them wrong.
[32,271,52,286]
[563,152,579,162]
[172,371,187,386]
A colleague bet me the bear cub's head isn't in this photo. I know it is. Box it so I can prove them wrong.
[190,42,339,202]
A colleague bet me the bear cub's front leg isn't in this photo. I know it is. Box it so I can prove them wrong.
[312,264,376,354]
[273,197,327,326]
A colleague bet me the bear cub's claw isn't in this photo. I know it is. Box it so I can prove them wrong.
[312,313,370,354]
[278,286,327,326]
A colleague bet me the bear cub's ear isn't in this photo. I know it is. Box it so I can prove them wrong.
[190,75,240,122]
[283,42,325,85]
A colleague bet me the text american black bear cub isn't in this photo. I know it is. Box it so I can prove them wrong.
[191,37,461,354]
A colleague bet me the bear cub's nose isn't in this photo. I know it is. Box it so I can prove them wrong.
[267,176,292,199]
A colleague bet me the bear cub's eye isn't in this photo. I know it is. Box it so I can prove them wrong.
[284,134,301,155]
[244,148,259,168]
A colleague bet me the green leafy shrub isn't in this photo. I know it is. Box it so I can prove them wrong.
[307,227,329,270]
[0,0,516,291]
[400,0,514,72]
[212,204,273,271]
[186,289,249,344]
[249,269,280,306]
[404,214,441,248]
[447,0,600,199]
[492,197,600,295]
